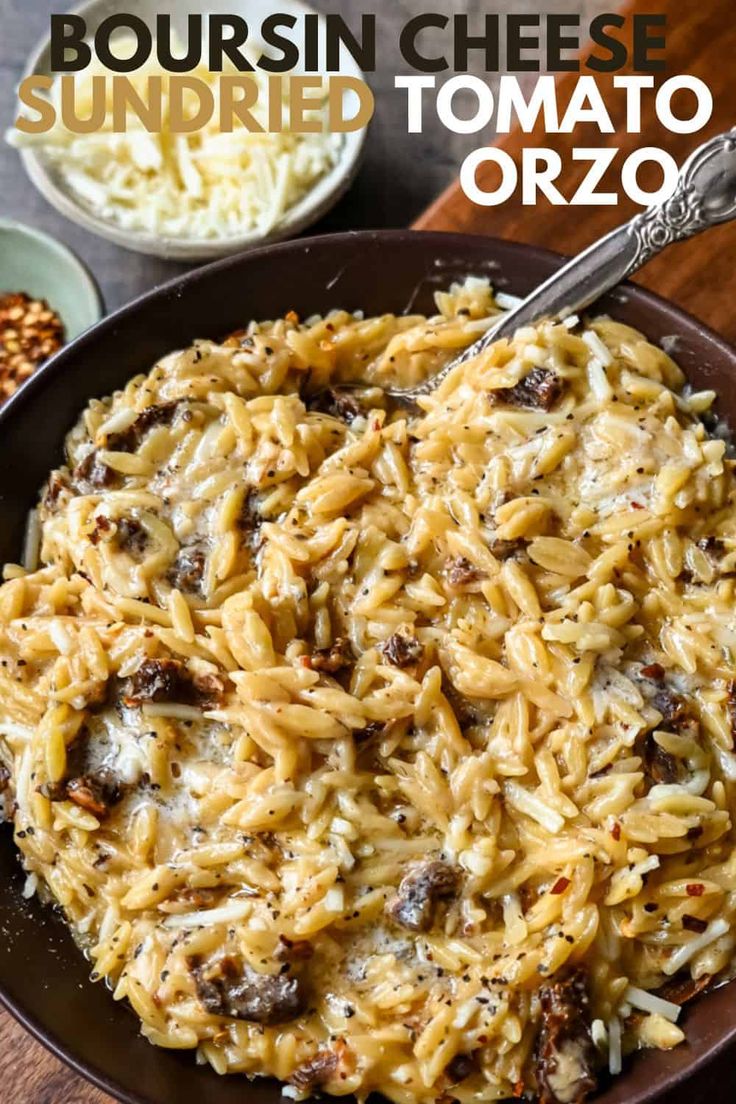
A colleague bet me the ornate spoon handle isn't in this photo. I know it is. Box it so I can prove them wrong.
[629,129,736,267]
[400,129,736,399]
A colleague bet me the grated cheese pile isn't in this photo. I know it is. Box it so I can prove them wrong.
[9,46,344,241]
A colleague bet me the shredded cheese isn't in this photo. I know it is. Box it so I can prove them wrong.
[624,985,681,1023]
[608,1016,623,1076]
[10,43,344,241]
[663,918,730,975]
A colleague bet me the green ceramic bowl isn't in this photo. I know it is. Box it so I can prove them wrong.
[0,219,103,341]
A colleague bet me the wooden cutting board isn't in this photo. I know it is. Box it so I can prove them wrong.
[415,0,736,345]
[2,0,735,1101]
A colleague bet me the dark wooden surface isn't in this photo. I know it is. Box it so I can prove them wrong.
[1,0,734,1101]
[415,0,736,345]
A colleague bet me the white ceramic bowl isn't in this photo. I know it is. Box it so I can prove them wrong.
[17,0,368,261]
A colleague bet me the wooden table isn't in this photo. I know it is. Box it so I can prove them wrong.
[1,0,735,1100]
[415,0,736,345]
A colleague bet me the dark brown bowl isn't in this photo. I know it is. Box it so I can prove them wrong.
[0,230,734,1104]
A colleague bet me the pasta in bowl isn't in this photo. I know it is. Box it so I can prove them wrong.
[1,274,735,1104]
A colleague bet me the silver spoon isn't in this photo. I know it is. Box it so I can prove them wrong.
[370,128,736,402]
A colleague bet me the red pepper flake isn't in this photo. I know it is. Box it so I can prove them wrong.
[686,883,705,897]
[0,291,65,404]
[640,663,665,680]
[630,501,644,510]
[611,822,621,841]
[682,914,707,933]
[299,655,313,669]
[513,1081,525,1098]
[550,877,571,895]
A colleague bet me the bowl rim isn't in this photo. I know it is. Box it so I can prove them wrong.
[0,228,735,1104]
[0,216,105,332]
[2,228,736,433]
[16,0,369,261]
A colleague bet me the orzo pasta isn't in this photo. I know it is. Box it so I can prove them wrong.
[2,279,736,1103]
